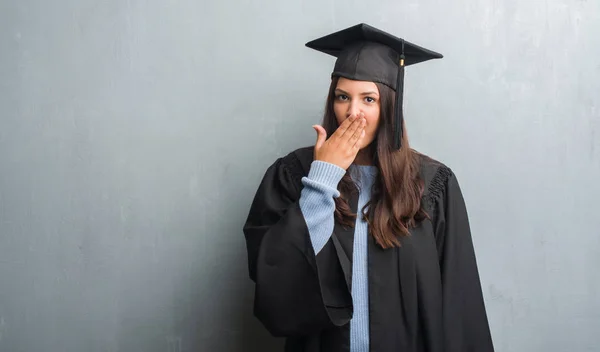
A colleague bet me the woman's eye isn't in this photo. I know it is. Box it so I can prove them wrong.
[336,95,349,101]
[365,97,376,103]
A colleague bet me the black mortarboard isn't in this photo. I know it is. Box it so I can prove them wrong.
[305,23,443,149]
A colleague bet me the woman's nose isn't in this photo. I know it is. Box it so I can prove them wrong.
[347,101,361,118]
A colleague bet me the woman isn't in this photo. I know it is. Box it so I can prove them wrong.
[243,23,494,352]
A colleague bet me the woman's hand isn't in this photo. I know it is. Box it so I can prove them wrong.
[312,113,366,170]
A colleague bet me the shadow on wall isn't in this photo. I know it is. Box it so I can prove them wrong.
[188,275,285,351]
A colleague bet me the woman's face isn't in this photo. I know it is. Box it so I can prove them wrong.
[333,77,381,149]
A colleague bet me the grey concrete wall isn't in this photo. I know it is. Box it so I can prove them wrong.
[1,0,599,351]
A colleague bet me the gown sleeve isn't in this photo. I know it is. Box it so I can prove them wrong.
[243,155,353,337]
[432,169,495,351]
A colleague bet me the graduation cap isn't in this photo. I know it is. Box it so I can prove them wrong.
[305,23,443,149]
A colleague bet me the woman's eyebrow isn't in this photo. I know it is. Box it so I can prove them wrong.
[335,88,379,96]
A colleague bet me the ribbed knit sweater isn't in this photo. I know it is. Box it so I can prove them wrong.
[299,160,377,352]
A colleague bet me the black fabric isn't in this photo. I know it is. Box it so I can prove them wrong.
[243,146,494,352]
[394,57,405,149]
[305,23,443,74]
[243,154,353,340]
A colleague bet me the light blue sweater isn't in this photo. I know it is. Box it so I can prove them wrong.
[299,160,377,352]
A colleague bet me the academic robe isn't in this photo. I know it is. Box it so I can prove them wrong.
[243,146,494,352]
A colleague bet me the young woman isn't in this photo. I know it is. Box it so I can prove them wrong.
[243,23,494,352]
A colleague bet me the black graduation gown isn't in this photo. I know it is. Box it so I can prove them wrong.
[243,146,494,352]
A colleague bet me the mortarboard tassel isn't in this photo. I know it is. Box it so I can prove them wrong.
[394,40,406,150]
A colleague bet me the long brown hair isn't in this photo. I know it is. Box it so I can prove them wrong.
[322,77,427,249]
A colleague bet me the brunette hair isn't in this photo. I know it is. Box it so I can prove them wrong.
[321,77,427,248]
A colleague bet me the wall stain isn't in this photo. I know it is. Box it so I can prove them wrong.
[0,316,6,342]
[166,335,182,352]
